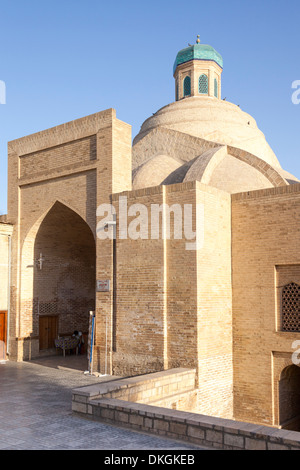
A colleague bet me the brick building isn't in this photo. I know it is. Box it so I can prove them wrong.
[1,37,300,430]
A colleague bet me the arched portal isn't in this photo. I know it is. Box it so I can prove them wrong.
[20,201,96,356]
[279,364,300,431]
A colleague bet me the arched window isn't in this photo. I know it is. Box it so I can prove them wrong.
[199,74,208,95]
[214,78,218,98]
[176,82,179,101]
[183,76,191,97]
[282,282,300,332]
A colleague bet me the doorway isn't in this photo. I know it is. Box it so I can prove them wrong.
[33,202,96,354]
[0,311,7,360]
[279,364,300,431]
[39,316,58,350]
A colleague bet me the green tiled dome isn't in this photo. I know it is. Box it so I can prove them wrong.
[173,43,223,74]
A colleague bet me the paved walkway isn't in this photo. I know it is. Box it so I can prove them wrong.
[0,358,205,450]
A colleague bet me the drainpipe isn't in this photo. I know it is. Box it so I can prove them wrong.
[6,234,12,357]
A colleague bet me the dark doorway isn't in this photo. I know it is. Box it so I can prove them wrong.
[34,202,96,353]
[39,315,58,350]
[279,365,300,431]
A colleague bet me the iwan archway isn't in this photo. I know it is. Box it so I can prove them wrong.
[20,201,96,358]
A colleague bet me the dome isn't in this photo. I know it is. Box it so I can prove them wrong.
[183,150,275,194]
[173,43,223,74]
[132,39,299,194]
[132,140,299,194]
[133,155,182,190]
[133,96,281,169]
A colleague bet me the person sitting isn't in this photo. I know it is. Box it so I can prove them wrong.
[72,330,84,354]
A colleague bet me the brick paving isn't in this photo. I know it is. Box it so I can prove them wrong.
[0,359,205,450]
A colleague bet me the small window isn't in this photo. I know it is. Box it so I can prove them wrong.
[214,78,218,98]
[183,76,191,97]
[199,74,208,95]
[282,282,300,332]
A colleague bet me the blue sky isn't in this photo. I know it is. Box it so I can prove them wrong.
[0,0,300,214]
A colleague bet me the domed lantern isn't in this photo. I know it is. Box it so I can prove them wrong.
[173,36,223,100]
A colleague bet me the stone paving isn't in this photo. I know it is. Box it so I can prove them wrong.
[0,359,206,450]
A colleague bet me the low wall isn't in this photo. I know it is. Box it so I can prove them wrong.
[72,369,300,450]
[148,389,198,412]
[72,368,196,408]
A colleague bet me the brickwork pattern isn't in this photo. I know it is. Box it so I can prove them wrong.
[232,183,300,427]
[108,181,233,418]
[6,109,132,362]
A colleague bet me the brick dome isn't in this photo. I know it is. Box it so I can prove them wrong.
[133,96,281,169]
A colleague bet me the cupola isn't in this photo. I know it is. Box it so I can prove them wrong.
[173,36,223,100]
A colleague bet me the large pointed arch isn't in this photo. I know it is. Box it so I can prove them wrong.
[22,199,95,247]
[18,201,96,350]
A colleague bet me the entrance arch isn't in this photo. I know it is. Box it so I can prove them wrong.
[19,201,96,357]
[279,364,300,431]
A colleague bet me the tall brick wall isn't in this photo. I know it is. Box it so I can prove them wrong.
[108,181,233,419]
[111,186,170,376]
[232,184,300,428]
[195,182,233,418]
[94,118,132,374]
[166,183,199,372]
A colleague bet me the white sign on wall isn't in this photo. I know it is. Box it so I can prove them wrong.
[96,280,110,292]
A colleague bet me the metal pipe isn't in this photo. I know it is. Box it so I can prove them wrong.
[6,234,11,356]
[105,311,108,376]
[89,311,95,375]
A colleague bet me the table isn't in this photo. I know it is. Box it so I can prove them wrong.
[54,337,80,357]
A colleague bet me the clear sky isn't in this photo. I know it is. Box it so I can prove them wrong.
[0,0,300,214]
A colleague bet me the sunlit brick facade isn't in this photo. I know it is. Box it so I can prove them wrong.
[1,38,300,430]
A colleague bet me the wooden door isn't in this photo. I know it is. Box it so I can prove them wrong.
[47,316,58,349]
[39,316,58,350]
[39,316,48,350]
[0,311,7,361]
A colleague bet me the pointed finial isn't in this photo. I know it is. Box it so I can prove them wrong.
[196,35,200,44]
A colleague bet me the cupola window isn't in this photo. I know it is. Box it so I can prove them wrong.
[183,76,191,97]
[199,74,208,95]
[214,78,218,98]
